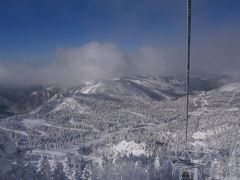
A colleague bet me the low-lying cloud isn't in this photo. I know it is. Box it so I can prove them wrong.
[0,24,240,86]
[0,42,184,86]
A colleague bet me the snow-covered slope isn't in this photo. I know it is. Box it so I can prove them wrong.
[0,75,240,179]
[51,97,86,113]
[79,77,186,100]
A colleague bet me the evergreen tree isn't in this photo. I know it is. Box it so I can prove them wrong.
[52,160,68,180]
[37,154,52,180]
[81,164,92,180]
[154,155,160,171]
[21,162,37,180]
[72,167,82,180]
[63,154,74,179]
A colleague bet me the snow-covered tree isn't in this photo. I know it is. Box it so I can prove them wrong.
[210,158,223,180]
[63,154,74,179]
[52,160,68,180]
[81,164,92,180]
[21,162,37,180]
[72,167,82,180]
[154,155,160,171]
[37,154,52,180]
[0,131,28,180]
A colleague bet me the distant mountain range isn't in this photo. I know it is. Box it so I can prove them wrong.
[0,74,233,118]
[0,74,240,179]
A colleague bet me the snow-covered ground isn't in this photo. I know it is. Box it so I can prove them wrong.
[52,97,86,113]
[111,140,146,157]
[81,82,102,94]
[0,126,29,137]
[22,119,48,128]
[219,83,240,92]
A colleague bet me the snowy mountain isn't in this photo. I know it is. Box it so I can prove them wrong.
[0,86,61,118]
[0,75,239,179]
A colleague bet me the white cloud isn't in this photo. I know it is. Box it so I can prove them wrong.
[1,26,240,87]
[0,42,177,86]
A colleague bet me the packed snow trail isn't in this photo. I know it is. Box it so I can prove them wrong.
[0,126,29,137]
[22,119,86,132]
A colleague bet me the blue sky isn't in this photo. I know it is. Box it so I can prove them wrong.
[0,0,240,86]
[0,0,239,62]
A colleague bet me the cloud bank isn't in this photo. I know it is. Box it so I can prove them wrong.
[0,25,240,86]
[0,42,184,86]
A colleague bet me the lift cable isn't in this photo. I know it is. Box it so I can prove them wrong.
[219,86,239,118]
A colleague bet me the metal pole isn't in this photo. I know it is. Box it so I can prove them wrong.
[185,0,192,150]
